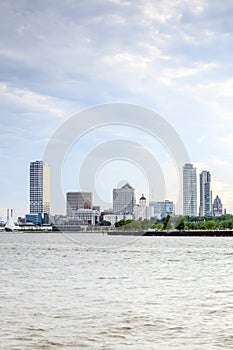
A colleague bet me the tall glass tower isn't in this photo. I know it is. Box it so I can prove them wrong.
[199,170,212,216]
[30,161,50,215]
[183,163,197,216]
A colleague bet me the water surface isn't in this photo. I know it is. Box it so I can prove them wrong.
[1,233,233,349]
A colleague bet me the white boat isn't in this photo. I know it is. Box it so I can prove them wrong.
[4,209,19,232]
[5,217,15,232]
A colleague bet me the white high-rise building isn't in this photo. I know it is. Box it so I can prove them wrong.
[113,183,135,214]
[30,161,50,215]
[199,170,212,216]
[183,163,197,216]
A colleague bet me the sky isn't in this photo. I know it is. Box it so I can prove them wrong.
[0,0,233,219]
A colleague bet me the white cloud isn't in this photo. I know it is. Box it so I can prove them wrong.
[108,0,131,5]
[185,79,233,98]
[216,134,233,152]
[161,62,218,83]
[209,157,233,167]
[103,51,151,72]
[196,135,205,144]
[0,82,66,117]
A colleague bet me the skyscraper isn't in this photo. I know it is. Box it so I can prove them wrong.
[213,195,223,217]
[113,183,135,214]
[183,163,197,216]
[30,161,50,215]
[66,192,92,217]
[199,170,212,216]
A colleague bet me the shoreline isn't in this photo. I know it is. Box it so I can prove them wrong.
[1,230,233,237]
[108,230,233,237]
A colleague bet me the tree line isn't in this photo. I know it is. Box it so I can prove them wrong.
[112,214,233,231]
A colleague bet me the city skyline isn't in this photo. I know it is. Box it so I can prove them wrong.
[0,156,229,221]
[1,158,227,223]
[1,1,233,219]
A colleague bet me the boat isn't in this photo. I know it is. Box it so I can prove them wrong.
[4,208,18,232]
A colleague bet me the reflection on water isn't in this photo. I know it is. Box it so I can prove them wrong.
[1,233,233,349]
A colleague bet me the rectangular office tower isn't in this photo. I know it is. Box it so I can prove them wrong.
[30,161,50,215]
[66,192,92,217]
[200,170,212,216]
[183,163,197,216]
[113,183,135,215]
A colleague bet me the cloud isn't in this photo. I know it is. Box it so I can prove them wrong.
[216,134,233,152]
[0,0,233,214]
[0,82,66,117]
[0,0,231,108]
[209,157,233,167]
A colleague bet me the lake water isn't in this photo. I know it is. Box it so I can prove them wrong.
[1,232,233,349]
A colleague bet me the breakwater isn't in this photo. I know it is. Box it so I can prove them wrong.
[108,230,233,236]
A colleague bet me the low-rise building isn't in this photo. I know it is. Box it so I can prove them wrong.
[149,200,175,219]
[103,214,133,226]
[74,209,99,225]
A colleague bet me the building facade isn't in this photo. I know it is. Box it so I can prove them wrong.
[30,161,50,215]
[103,214,133,226]
[113,183,135,215]
[134,195,154,220]
[149,200,175,219]
[213,195,223,216]
[25,213,43,225]
[73,209,99,225]
[199,170,212,216]
[66,192,92,217]
[183,163,197,216]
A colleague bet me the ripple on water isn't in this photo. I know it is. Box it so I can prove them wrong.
[1,234,233,350]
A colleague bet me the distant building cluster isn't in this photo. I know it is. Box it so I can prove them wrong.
[183,163,224,218]
[3,159,226,230]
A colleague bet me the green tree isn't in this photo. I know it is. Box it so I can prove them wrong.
[100,220,111,226]
[163,215,173,230]
[151,223,164,231]
[175,216,185,230]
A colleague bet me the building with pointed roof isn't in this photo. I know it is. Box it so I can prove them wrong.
[113,183,135,215]
[213,195,223,217]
